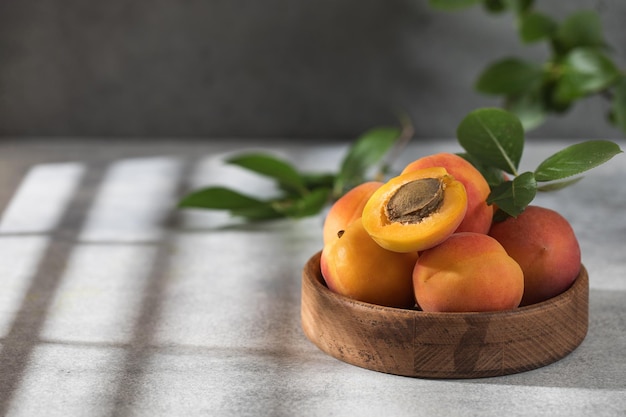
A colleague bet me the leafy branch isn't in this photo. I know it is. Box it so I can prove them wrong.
[457,107,622,218]
[179,107,622,222]
[430,0,626,134]
[178,123,411,221]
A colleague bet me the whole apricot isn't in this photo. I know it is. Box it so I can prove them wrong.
[322,181,383,245]
[320,219,418,308]
[402,153,493,234]
[488,205,581,306]
[361,167,468,253]
[413,232,524,312]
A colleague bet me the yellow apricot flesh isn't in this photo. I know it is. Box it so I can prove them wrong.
[361,167,468,253]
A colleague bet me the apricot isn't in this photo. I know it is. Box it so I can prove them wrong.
[320,219,418,308]
[413,232,524,312]
[322,181,383,245]
[488,205,581,306]
[361,167,468,253]
[401,153,494,234]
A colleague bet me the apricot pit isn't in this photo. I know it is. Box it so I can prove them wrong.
[386,178,444,224]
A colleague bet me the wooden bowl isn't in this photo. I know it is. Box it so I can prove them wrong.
[301,251,588,379]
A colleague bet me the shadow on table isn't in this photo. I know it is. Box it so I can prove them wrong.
[0,146,330,416]
[0,154,196,416]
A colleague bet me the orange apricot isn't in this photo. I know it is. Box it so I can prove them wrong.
[361,167,467,253]
[322,181,383,245]
[413,232,524,312]
[402,153,493,234]
[488,205,581,306]
[320,219,418,308]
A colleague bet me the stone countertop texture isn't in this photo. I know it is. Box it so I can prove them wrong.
[0,139,624,417]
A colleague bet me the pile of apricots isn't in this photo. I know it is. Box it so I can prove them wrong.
[320,152,582,312]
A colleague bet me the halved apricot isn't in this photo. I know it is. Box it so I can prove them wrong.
[401,153,494,234]
[361,167,467,252]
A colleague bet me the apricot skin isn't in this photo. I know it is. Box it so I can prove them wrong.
[402,153,493,234]
[320,220,418,308]
[322,181,383,245]
[488,205,581,306]
[361,167,468,253]
[413,232,524,312]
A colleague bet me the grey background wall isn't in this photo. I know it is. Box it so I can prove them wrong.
[1,1,624,140]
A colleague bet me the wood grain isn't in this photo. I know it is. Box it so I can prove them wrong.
[301,251,588,378]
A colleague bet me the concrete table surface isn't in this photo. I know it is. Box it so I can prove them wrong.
[0,138,624,417]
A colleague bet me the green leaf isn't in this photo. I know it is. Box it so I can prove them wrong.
[226,153,307,195]
[275,187,331,219]
[457,108,525,175]
[476,58,544,95]
[537,177,584,192]
[505,92,547,131]
[335,126,401,195]
[553,48,621,103]
[519,11,557,43]
[610,77,626,135]
[178,186,268,210]
[553,10,607,54]
[487,172,537,217]
[483,0,533,13]
[503,0,533,13]
[231,205,284,221]
[457,152,507,188]
[300,172,336,190]
[534,140,623,181]
[483,0,506,13]
[178,186,283,220]
[542,80,573,113]
[429,0,481,11]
